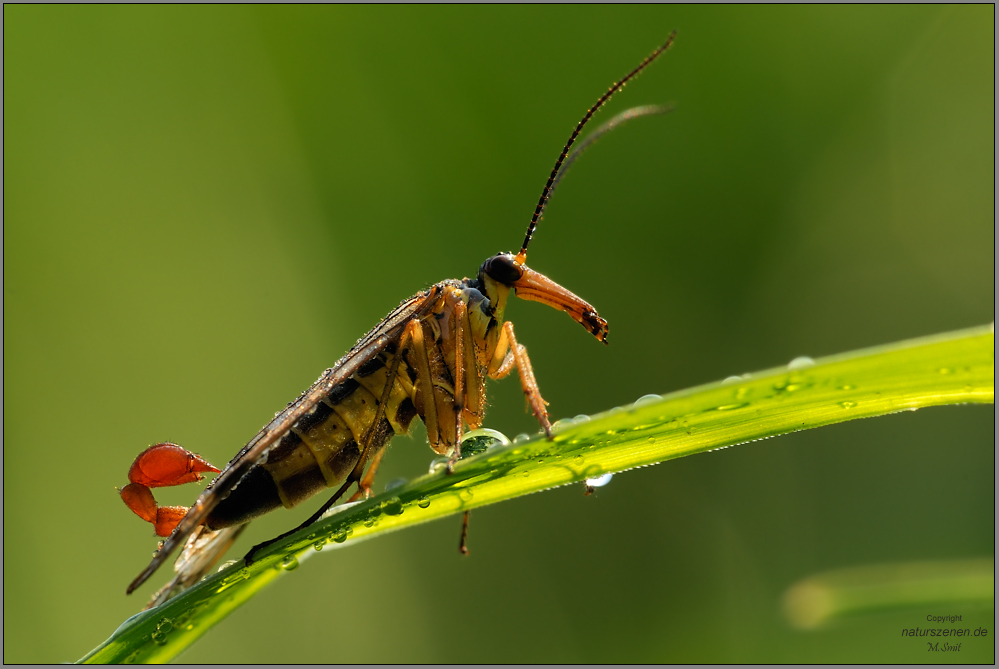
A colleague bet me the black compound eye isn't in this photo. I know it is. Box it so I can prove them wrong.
[481,253,523,285]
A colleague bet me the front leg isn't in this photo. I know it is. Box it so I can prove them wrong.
[488,321,552,438]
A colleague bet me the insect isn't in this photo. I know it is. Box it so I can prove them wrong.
[121,32,676,605]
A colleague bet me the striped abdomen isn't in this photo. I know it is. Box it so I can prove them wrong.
[205,349,420,529]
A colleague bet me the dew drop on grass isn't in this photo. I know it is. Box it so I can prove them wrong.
[552,418,572,431]
[513,433,531,444]
[460,428,510,458]
[280,555,299,571]
[787,356,815,370]
[839,401,857,409]
[332,528,348,543]
[417,495,431,509]
[585,472,614,488]
[381,496,404,516]
[429,457,449,474]
[216,560,238,573]
[385,478,407,492]
[313,541,324,552]
[634,394,662,407]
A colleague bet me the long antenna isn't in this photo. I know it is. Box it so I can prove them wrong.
[547,103,674,207]
[516,31,676,262]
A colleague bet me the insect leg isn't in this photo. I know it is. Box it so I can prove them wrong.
[458,510,471,555]
[243,320,419,564]
[410,318,441,450]
[488,321,552,437]
[447,297,468,471]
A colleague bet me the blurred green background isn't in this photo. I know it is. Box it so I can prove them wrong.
[3,5,993,663]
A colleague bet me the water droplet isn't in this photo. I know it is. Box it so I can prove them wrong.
[459,428,510,458]
[381,496,404,516]
[634,394,662,407]
[156,618,173,634]
[417,495,431,509]
[280,555,299,571]
[313,541,325,552]
[722,375,743,385]
[384,478,407,492]
[332,528,348,543]
[585,472,614,488]
[458,489,474,502]
[839,401,856,409]
[429,457,449,474]
[647,436,656,444]
[574,454,584,461]
[522,471,530,477]
[363,517,378,528]
[787,356,815,370]
[573,414,591,423]
[216,560,239,573]
[513,433,531,444]
[583,464,604,478]
[151,632,168,646]
[552,418,572,431]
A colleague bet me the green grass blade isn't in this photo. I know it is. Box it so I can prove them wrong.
[782,557,995,630]
[78,324,994,663]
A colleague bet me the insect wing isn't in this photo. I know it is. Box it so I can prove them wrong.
[127,288,441,594]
